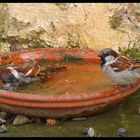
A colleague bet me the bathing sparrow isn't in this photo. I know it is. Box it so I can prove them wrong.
[0,60,67,90]
[98,48,140,86]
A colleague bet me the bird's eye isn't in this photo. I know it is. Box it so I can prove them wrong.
[103,53,106,57]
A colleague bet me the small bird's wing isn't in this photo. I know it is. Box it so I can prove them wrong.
[110,55,139,72]
[130,63,140,70]
[129,59,140,70]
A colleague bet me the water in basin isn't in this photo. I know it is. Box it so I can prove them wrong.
[16,60,113,95]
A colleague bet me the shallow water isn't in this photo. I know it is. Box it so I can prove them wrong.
[0,60,140,137]
[17,60,112,95]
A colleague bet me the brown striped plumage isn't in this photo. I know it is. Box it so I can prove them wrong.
[110,55,140,72]
[98,48,140,85]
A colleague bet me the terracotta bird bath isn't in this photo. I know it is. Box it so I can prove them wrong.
[0,48,139,119]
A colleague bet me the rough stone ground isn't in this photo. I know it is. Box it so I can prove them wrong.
[0,3,140,52]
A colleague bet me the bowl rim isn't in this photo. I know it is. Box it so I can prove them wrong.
[0,48,139,109]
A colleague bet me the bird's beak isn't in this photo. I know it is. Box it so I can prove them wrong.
[97,54,101,62]
[97,52,102,58]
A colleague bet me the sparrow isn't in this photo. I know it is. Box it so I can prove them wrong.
[98,48,140,86]
[0,60,67,90]
[0,66,32,90]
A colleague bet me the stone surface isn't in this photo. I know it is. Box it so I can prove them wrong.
[29,117,41,123]
[46,118,57,126]
[0,3,140,52]
[0,124,8,133]
[13,115,30,126]
[83,127,95,137]
[34,118,41,123]
[0,111,10,120]
[117,127,128,137]
[0,118,6,125]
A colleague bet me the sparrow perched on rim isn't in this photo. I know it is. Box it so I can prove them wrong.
[98,48,140,86]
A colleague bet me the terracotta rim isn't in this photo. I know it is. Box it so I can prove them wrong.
[0,48,139,110]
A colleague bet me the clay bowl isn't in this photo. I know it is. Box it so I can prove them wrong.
[0,48,139,119]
